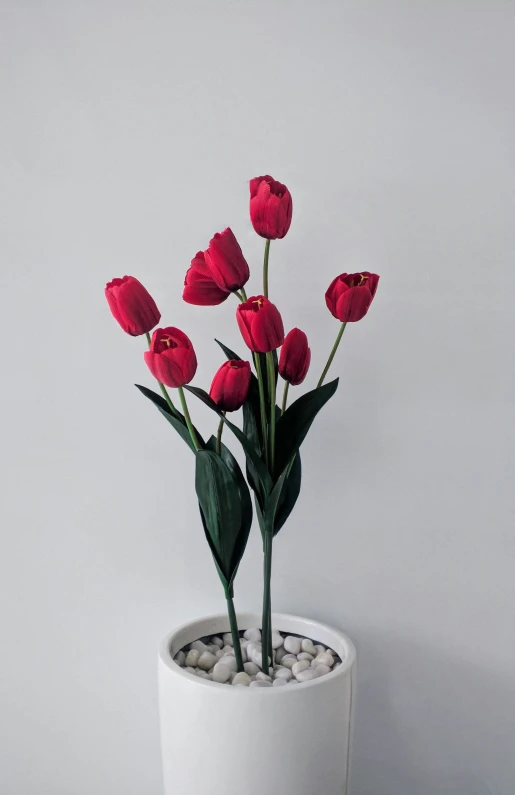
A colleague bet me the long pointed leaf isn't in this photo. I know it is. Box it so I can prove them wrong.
[195,450,242,581]
[135,384,205,451]
[273,451,302,535]
[274,378,339,477]
[185,386,273,497]
[205,436,253,576]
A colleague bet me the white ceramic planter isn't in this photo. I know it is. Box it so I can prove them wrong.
[159,612,356,795]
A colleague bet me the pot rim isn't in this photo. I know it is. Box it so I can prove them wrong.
[159,611,356,694]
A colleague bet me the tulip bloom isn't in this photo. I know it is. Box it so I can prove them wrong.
[325,272,380,323]
[236,295,285,353]
[144,327,197,388]
[279,328,311,386]
[204,228,250,292]
[209,359,251,412]
[105,275,160,336]
[183,252,230,306]
[249,175,293,240]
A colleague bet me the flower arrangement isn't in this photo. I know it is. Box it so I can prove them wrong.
[106,175,379,675]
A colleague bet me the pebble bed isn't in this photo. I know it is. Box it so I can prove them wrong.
[173,627,343,688]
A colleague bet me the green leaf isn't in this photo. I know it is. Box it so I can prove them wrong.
[135,384,204,451]
[215,339,242,361]
[263,467,291,536]
[185,386,273,497]
[195,450,243,582]
[274,378,339,477]
[273,451,302,535]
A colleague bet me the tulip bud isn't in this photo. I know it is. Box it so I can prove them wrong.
[249,175,293,240]
[279,328,311,386]
[204,228,250,292]
[105,275,160,336]
[236,295,285,353]
[183,252,231,306]
[144,327,197,388]
[209,360,251,412]
[325,272,380,323]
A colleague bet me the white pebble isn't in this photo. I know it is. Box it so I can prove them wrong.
[251,649,271,670]
[274,667,293,682]
[314,652,334,667]
[301,638,317,655]
[334,662,342,669]
[284,636,302,655]
[246,643,259,658]
[273,678,288,687]
[208,644,220,655]
[327,649,337,656]
[292,660,310,678]
[315,664,331,676]
[244,627,262,643]
[212,663,232,684]
[195,669,210,679]
[222,645,235,655]
[219,655,238,672]
[185,649,200,667]
[239,646,248,664]
[288,679,300,684]
[274,646,287,664]
[189,640,208,654]
[281,655,297,670]
[222,633,234,647]
[244,662,260,676]
[256,672,272,682]
[232,672,251,687]
[215,649,225,659]
[314,644,326,656]
[297,652,314,662]
[197,651,217,671]
[211,635,224,648]
[174,651,186,667]
[240,638,249,648]
[184,666,196,674]
[271,632,283,649]
[250,680,272,688]
[296,669,319,683]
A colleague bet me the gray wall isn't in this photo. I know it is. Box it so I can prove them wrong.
[1,2,514,794]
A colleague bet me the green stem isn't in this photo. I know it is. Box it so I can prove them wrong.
[225,590,244,672]
[281,380,290,417]
[177,386,200,451]
[266,352,276,474]
[240,286,248,302]
[253,354,269,467]
[233,289,243,301]
[317,322,347,387]
[145,332,179,416]
[263,239,271,298]
[216,416,224,455]
[261,532,273,673]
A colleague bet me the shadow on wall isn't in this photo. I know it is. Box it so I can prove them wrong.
[349,630,513,795]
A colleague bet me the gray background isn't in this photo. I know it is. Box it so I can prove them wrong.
[1,2,514,794]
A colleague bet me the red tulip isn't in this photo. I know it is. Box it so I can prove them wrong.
[144,327,197,388]
[325,272,380,322]
[105,275,160,336]
[279,328,311,386]
[236,295,284,353]
[249,175,293,240]
[204,228,250,292]
[183,252,230,306]
[209,359,251,412]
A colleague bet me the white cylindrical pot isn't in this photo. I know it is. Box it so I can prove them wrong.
[159,612,357,795]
